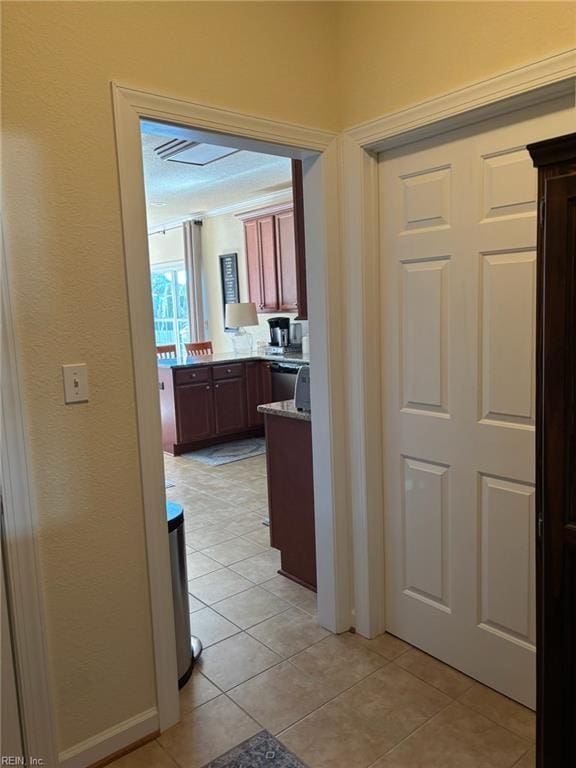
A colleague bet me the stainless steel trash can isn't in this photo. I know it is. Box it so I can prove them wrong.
[167,501,201,688]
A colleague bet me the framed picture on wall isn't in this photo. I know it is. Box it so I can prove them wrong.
[219,253,240,331]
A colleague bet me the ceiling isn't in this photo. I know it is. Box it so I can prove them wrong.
[141,132,292,228]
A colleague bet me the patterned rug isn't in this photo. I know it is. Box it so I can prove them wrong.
[182,437,266,466]
[202,731,310,768]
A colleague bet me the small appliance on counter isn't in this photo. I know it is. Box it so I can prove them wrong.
[295,364,311,412]
[266,317,302,355]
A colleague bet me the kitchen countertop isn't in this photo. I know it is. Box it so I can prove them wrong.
[158,351,310,369]
[257,399,311,422]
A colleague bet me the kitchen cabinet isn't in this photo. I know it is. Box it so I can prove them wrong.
[159,359,272,454]
[214,377,247,435]
[246,360,272,428]
[240,195,305,316]
[261,408,316,590]
[175,381,214,443]
[274,209,298,312]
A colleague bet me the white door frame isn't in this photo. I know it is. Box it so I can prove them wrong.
[339,48,576,640]
[111,84,353,730]
[2,49,574,762]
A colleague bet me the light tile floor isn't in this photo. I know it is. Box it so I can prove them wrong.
[111,451,536,768]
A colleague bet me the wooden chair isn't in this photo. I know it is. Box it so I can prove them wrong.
[156,344,177,359]
[185,341,213,357]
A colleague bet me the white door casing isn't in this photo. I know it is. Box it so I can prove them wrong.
[379,97,576,709]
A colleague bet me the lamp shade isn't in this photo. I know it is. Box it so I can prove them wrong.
[225,302,259,328]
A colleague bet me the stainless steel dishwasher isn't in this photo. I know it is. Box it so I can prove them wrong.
[269,361,302,401]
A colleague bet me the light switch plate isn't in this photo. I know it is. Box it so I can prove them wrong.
[62,363,89,404]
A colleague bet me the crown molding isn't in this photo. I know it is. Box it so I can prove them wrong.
[147,189,293,233]
[217,190,292,219]
[347,48,576,152]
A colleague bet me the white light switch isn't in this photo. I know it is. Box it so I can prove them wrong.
[62,363,89,404]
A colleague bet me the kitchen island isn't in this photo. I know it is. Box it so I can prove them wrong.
[158,351,309,455]
[257,399,316,591]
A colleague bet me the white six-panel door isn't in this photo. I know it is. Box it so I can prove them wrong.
[379,99,575,709]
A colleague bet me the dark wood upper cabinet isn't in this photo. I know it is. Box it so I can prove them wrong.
[291,159,308,320]
[275,209,298,312]
[258,215,279,312]
[240,161,308,319]
[528,132,576,768]
[244,219,263,311]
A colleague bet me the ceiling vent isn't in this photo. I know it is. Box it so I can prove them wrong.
[154,139,240,167]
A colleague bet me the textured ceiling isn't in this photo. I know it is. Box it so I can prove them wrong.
[141,132,292,228]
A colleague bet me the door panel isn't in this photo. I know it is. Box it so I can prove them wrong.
[380,99,574,708]
[275,210,298,312]
[175,382,214,443]
[258,216,279,312]
[214,378,247,435]
[245,220,263,310]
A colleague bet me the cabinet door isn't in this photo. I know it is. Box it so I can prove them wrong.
[246,361,272,427]
[292,159,308,320]
[214,377,247,435]
[175,382,215,443]
[244,219,263,309]
[275,209,299,312]
[258,216,279,312]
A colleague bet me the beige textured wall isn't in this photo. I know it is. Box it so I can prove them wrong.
[336,2,576,127]
[201,212,297,353]
[148,227,185,267]
[2,0,574,756]
[1,0,337,752]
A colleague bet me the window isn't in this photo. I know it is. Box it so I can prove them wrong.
[151,264,190,356]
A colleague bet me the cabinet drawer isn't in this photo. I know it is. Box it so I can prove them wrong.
[174,366,211,386]
[213,363,244,380]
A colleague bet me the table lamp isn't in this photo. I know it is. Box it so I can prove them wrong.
[225,302,259,353]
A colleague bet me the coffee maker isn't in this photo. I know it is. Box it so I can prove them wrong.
[268,317,290,350]
[267,317,303,355]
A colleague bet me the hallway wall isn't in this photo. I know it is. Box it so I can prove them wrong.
[1,0,338,753]
[2,0,573,757]
[336,2,576,127]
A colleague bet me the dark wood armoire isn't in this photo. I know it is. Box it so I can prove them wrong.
[528,133,576,767]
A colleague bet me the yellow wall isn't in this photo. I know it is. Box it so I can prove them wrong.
[1,0,337,753]
[337,2,576,127]
[2,0,574,757]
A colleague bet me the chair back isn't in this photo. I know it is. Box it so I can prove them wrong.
[156,344,177,359]
[185,341,213,357]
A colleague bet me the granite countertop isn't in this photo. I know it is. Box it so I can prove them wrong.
[158,351,310,369]
[257,399,311,422]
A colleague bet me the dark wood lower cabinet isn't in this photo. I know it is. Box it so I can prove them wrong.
[159,360,272,455]
[246,361,272,428]
[214,377,247,435]
[175,382,215,443]
[528,132,576,768]
[264,413,316,590]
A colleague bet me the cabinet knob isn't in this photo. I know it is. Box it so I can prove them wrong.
[215,384,220,389]
[159,382,165,390]
[191,373,197,378]
[227,368,232,373]
[205,385,211,390]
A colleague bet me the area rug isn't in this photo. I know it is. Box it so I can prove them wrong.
[182,437,266,466]
[202,731,310,768]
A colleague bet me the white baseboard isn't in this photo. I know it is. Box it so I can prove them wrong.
[58,708,159,768]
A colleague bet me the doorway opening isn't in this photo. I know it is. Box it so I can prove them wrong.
[140,121,322,689]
